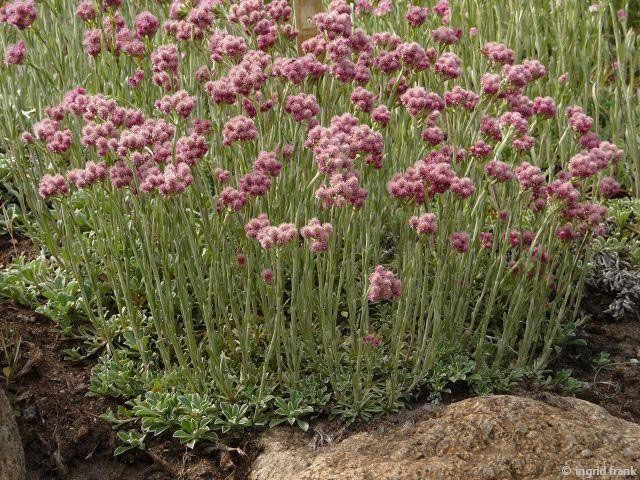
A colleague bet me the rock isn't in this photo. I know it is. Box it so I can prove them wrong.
[250,395,640,480]
[0,389,26,480]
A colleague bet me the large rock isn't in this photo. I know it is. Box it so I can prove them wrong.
[0,389,25,480]
[250,395,640,480]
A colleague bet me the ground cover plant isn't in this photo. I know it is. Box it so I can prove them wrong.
[1,0,638,451]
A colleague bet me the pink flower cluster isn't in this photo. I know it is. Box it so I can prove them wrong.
[400,87,444,117]
[155,90,197,118]
[67,161,107,188]
[409,213,437,235]
[1,0,36,30]
[32,88,208,198]
[4,40,25,65]
[300,218,333,252]
[223,115,258,146]
[368,265,401,302]
[38,174,68,199]
[305,113,383,207]
[245,214,298,249]
[284,93,320,122]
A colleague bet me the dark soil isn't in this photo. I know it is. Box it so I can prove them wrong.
[0,233,38,268]
[1,303,260,480]
[552,285,640,423]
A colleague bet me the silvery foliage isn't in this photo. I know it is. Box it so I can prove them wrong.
[589,250,640,320]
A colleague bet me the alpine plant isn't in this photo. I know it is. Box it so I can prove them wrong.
[2,0,635,444]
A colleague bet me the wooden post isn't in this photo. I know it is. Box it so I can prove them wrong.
[295,0,322,52]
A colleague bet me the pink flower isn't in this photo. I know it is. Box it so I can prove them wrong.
[434,52,462,79]
[38,174,68,198]
[350,87,375,113]
[479,232,493,249]
[433,0,450,22]
[368,265,401,302]
[157,163,193,196]
[314,10,352,39]
[255,222,298,249]
[109,161,134,188]
[617,9,628,20]
[372,50,400,74]
[362,334,382,347]
[373,0,392,16]
[4,40,26,65]
[128,69,145,88]
[175,134,208,166]
[218,187,247,211]
[205,78,237,105]
[191,118,212,136]
[4,0,36,30]
[599,176,620,199]
[485,160,514,182]
[405,4,428,27]
[83,29,102,57]
[355,0,372,14]
[556,223,576,242]
[135,11,159,37]
[400,87,444,117]
[315,171,368,208]
[195,66,211,83]
[239,170,271,196]
[151,44,179,73]
[444,87,480,110]
[371,105,391,127]
[450,232,470,253]
[268,0,291,21]
[396,42,432,71]
[481,73,501,95]
[568,151,598,178]
[450,177,475,199]
[46,129,73,153]
[284,93,320,122]
[499,111,528,134]
[155,90,196,118]
[514,162,543,191]
[547,179,580,206]
[409,213,437,235]
[214,168,231,184]
[469,140,492,157]
[431,26,462,45]
[261,268,274,283]
[579,132,600,150]
[513,135,535,151]
[222,115,258,146]
[75,0,95,20]
[533,96,557,118]
[566,107,593,134]
[301,218,334,252]
[421,127,445,146]
[480,115,502,141]
[481,42,515,65]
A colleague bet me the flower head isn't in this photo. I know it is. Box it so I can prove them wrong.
[368,265,401,302]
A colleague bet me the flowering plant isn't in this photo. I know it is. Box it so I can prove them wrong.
[1,0,638,442]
